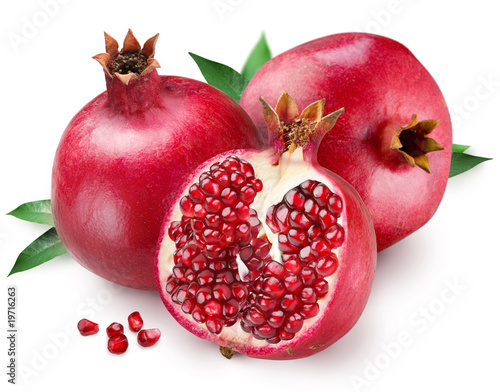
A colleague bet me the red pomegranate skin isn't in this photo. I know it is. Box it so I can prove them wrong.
[240,33,452,251]
[52,68,263,290]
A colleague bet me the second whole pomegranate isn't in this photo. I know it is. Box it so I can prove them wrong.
[240,32,453,251]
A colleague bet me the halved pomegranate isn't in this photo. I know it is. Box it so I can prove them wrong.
[156,92,376,360]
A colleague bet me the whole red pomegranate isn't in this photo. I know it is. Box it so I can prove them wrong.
[240,33,452,251]
[156,92,376,359]
[52,30,263,290]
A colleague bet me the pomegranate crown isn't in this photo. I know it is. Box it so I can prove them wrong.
[93,29,161,85]
[390,114,444,173]
[260,91,344,157]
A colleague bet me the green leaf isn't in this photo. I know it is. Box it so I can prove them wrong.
[7,199,54,226]
[189,52,249,102]
[8,227,67,276]
[241,32,272,80]
[452,144,470,153]
[449,152,492,178]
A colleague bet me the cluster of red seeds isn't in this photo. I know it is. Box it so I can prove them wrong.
[241,180,344,343]
[166,156,264,334]
[166,156,345,343]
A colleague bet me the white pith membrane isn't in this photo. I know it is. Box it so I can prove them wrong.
[157,93,347,352]
[157,149,343,348]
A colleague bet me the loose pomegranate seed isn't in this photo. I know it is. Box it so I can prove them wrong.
[106,322,124,338]
[137,328,161,347]
[77,319,99,336]
[108,334,128,354]
[128,311,143,332]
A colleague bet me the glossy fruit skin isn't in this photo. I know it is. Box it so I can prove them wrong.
[52,69,263,290]
[240,33,452,251]
[156,146,377,360]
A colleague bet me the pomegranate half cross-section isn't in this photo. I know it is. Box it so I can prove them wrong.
[156,92,377,360]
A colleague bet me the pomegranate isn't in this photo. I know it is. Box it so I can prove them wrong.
[137,328,161,347]
[51,30,263,290]
[127,311,144,332]
[77,319,99,336]
[106,322,124,338]
[108,334,128,354]
[240,33,452,251]
[156,92,376,359]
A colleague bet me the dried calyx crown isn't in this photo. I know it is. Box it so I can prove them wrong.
[390,114,444,173]
[93,29,160,85]
[260,91,344,157]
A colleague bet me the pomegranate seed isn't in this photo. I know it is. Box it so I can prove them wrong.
[316,254,339,276]
[327,194,343,216]
[301,267,317,286]
[212,169,230,187]
[300,287,317,304]
[128,311,143,332]
[231,282,249,303]
[304,199,320,219]
[215,270,235,284]
[289,210,313,229]
[263,261,285,279]
[251,178,263,192]
[204,300,223,317]
[234,202,251,220]
[240,160,255,178]
[179,196,195,217]
[325,224,345,248]
[299,179,317,195]
[301,303,320,319]
[274,204,291,230]
[307,225,322,240]
[193,203,207,219]
[221,157,241,173]
[262,277,286,299]
[314,278,330,298]
[212,283,232,301]
[256,294,277,312]
[188,184,205,202]
[246,308,266,325]
[279,329,295,341]
[240,184,257,203]
[299,246,315,263]
[106,322,124,338]
[281,294,301,313]
[283,273,304,294]
[220,188,238,206]
[182,297,195,314]
[206,317,224,334]
[223,299,240,318]
[200,177,221,196]
[192,305,206,323]
[137,328,161,347]
[165,277,178,294]
[77,319,99,336]
[284,188,307,210]
[108,334,128,354]
[319,209,337,230]
[204,197,223,214]
[221,207,237,222]
[240,321,252,333]
[279,233,300,253]
[267,310,285,328]
[310,238,331,257]
[195,286,212,305]
[312,183,332,206]
[288,228,309,248]
[282,255,302,273]
[254,323,277,339]
[284,313,304,334]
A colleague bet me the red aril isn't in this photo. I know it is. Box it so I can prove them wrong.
[77,319,99,336]
[108,334,128,354]
[137,328,161,347]
[106,322,124,338]
[128,311,143,332]
[240,33,452,251]
[51,30,263,290]
[156,92,376,359]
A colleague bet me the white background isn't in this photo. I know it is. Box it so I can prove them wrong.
[1,0,499,391]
